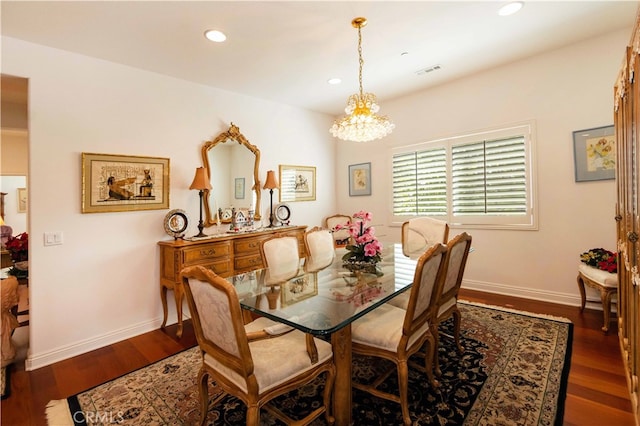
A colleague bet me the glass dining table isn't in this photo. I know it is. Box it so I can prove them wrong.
[230,243,418,425]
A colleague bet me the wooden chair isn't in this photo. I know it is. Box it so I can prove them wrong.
[180,265,336,425]
[401,217,449,258]
[350,243,448,426]
[324,214,352,247]
[259,234,301,283]
[577,263,618,333]
[303,226,335,272]
[1,276,19,367]
[432,232,472,376]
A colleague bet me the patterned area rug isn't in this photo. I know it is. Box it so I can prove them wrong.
[46,301,572,425]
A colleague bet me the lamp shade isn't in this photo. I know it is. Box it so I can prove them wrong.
[189,167,212,190]
[263,170,279,189]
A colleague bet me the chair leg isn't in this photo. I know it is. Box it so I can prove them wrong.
[197,367,209,426]
[246,403,260,426]
[452,308,464,354]
[600,289,613,334]
[431,324,442,377]
[323,366,337,425]
[422,335,440,389]
[577,274,587,312]
[397,360,412,426]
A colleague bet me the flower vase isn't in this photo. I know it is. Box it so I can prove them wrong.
[342,259,383,277]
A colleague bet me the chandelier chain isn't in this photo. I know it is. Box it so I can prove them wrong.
[357,24,364,97]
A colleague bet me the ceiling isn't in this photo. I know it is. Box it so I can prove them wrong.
[1,1,638,115]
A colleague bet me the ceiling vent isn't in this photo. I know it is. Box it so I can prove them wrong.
[416,65,441,76]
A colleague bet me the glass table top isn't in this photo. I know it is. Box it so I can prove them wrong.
[232,243,418,335]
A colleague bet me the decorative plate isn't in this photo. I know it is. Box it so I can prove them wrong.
[163,209,189,239]
[274,203,291,222]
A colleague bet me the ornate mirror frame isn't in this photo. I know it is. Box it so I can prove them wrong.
[202,123,261,227]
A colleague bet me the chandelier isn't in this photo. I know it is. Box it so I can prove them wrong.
[330,17,394,143]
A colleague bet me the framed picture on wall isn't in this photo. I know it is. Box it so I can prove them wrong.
[349,162,371,196]
[17,188,27,213]
[279,165,316,202]
[234,177,245,199]
[81,152,170,213]
[573,125,616,182]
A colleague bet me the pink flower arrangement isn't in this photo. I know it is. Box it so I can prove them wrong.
[335,210,382,263]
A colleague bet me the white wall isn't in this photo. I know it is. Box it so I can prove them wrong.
[2,25,631,369]
[2,37,337,369]
[336,28,628,307]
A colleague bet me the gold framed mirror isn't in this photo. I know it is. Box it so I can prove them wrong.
[202,123,261,226]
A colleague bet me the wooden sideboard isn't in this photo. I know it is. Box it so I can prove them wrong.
[158,225,307,337]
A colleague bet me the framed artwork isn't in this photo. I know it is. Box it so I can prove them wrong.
[573,125,616,182]
[349,162,372,196]
[234,177,245,199]
[17,188,27,213]
[81,152,170,213]
[279,165,316,202]
[281,273,318,307]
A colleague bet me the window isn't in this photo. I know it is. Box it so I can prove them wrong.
[391,121,536,230]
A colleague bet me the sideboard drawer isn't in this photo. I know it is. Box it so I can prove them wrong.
[201,260,232,277]
[234,236,268,255]
[183,242,230,265]
[234,254,264,272]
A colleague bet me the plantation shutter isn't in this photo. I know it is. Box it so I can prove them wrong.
[392,147,447,216]
[451,136,527,215]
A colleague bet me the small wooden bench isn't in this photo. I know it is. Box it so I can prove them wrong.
[577,263,618,333]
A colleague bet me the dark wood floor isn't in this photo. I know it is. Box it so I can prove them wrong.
[1,289,635,425]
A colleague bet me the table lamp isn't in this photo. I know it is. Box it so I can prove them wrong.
[263,170,279,228]
[189,167,212,237]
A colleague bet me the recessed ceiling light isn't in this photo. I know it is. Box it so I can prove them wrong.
[498,1,524,16]
[204,30,226,42]
[327,78,342,85]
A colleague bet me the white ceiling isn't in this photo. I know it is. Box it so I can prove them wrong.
[1,1,638,115]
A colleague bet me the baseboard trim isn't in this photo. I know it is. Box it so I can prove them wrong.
[25,318,164,371]
[461,278,611,312]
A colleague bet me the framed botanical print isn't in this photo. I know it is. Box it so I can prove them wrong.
[573,125,615,182]
[349,162,371,196]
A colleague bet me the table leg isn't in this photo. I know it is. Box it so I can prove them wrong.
[331,325,352,426]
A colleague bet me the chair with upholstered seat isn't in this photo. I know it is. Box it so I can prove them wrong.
[350,243,448,426]
[181,265,336,425]
[324,214,352,247]
[303,226,335,272]
[401,217,449,258]
[577,263,618,333]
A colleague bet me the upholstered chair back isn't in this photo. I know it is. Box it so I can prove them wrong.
[324,214,352,246]
[260,235,300,283]
[402,217,450,258]
[303,226,335,272]
[181,266,254,379]
[439,232,473,309]
[402,243,448,341]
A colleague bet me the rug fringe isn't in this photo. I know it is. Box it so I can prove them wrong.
[46,399,74,426]
[459,300,573,323]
